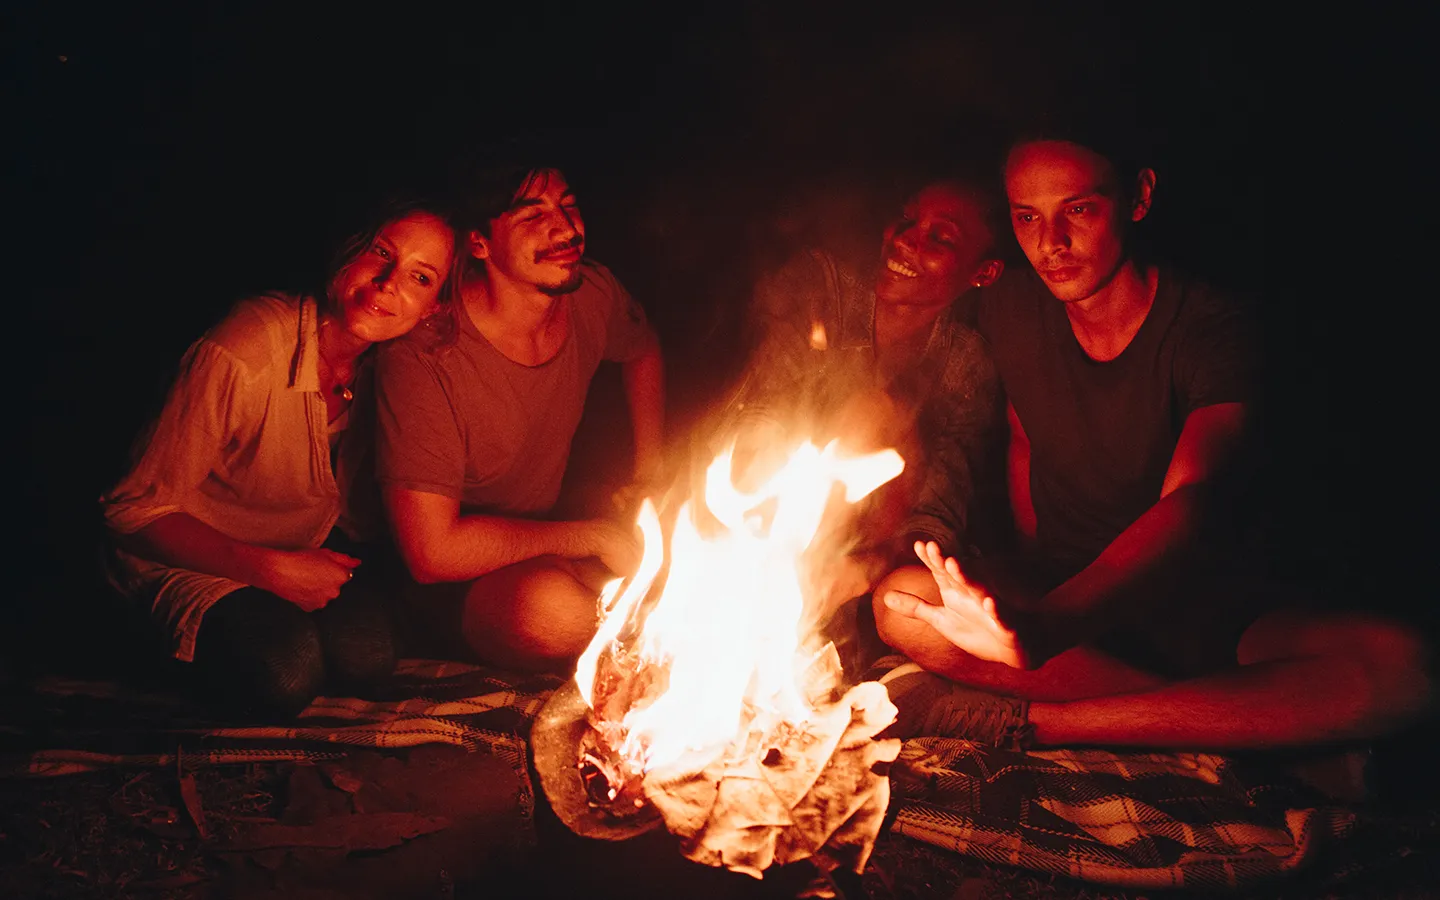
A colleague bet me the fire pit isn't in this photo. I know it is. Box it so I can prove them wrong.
[532,441,905,888]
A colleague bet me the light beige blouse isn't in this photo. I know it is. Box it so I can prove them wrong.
[101,294,358,661]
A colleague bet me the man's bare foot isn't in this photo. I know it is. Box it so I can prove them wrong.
[881,541,1028,668]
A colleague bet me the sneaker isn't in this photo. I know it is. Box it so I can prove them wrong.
[858,653,916,684]
[877,666,1035,750]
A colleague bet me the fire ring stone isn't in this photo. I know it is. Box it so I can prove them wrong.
[530,680,663,841]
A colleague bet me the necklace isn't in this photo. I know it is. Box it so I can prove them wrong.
[323,360,354,403]
[318,317,356,403]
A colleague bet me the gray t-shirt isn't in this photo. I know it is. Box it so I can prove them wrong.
[978,266,1258,573]
[374,261,656,517]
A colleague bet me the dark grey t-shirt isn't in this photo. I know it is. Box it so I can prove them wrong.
[374,261,656,516]
[978,266,1258,574]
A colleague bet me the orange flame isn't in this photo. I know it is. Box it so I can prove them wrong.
[575,439,903,775]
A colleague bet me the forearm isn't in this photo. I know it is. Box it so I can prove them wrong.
[622,347,665,482]
[1007,438,1037,544]
[399,513,598,584]
[1029,484,1206,660]
[118,512,279,588]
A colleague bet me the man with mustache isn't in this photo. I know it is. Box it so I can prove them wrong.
[873,131,1433,757]
[373,163,664,671]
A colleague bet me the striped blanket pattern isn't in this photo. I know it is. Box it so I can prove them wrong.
[888,736,1353,890]
[3,662,1355,888]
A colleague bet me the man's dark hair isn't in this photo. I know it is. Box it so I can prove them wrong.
[448,139,575,240]
[1003,109,1159,202]
[1002,109,1163,264]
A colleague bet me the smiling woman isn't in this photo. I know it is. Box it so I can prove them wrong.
[711,169,1012,678]
[98,197,462,719]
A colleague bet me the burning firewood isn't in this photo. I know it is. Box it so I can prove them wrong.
[535,439,906,882]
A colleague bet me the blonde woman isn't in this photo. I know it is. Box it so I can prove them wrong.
[101,199,460,717]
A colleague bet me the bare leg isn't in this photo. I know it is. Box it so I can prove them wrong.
[459,555,613,672]
[1027,610,1434,750]
[873,566,1166,702]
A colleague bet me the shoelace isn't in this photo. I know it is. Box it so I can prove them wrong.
[923,686,1035,751]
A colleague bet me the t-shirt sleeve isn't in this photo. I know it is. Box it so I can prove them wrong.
[373,341,466,499]
[1174,294,1259,415]
[594,265,658,363]
[100,337,260,535]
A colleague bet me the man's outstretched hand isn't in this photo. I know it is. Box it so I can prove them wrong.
[882,541,1029,669]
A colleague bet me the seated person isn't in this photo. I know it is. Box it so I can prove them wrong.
[723,170,1010,641]
[101,200,459,718]
[375,161,665,673]
[873,128,1434,754]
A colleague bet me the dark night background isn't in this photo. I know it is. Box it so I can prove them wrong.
[4,3,1420,678]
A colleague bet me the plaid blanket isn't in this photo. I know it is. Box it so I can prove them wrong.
[888,736,1357,891]
[0,664,1378,890]
[1,660,563,843]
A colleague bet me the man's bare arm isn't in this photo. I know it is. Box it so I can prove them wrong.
[384,487,638,584]
[621,340,665,485]
[1006,400,1038,545]
[1029,402,1249,659]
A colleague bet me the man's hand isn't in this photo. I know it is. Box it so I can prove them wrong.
[257,548,360,612]
[882,541,1028,668]
[581,519,643,578]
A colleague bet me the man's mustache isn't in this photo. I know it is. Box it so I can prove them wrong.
[535,237,584,261]
[1038,257,1080,271]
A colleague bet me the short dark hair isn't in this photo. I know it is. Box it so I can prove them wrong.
[448,138,575,239]
[1003,109,1158,200]
[1002,110,1161,263]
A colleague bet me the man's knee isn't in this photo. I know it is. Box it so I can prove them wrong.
[465,561,599,667]
[1347,616,1434,715]
[1240,610,1435,721]
[514,566,600,657]
[871,565,937,647]
[1241,610,1429,667]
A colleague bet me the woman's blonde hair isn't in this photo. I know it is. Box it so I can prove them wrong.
[323,194,466,345]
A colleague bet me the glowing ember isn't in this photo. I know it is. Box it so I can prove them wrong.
[571,439,905,880]
[808,320,829,350]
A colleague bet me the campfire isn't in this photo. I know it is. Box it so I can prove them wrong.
[532,439,905,885]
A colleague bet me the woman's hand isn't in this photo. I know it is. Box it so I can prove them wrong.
[257,548,361,611]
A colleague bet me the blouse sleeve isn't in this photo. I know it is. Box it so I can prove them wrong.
[100,337,258,535]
